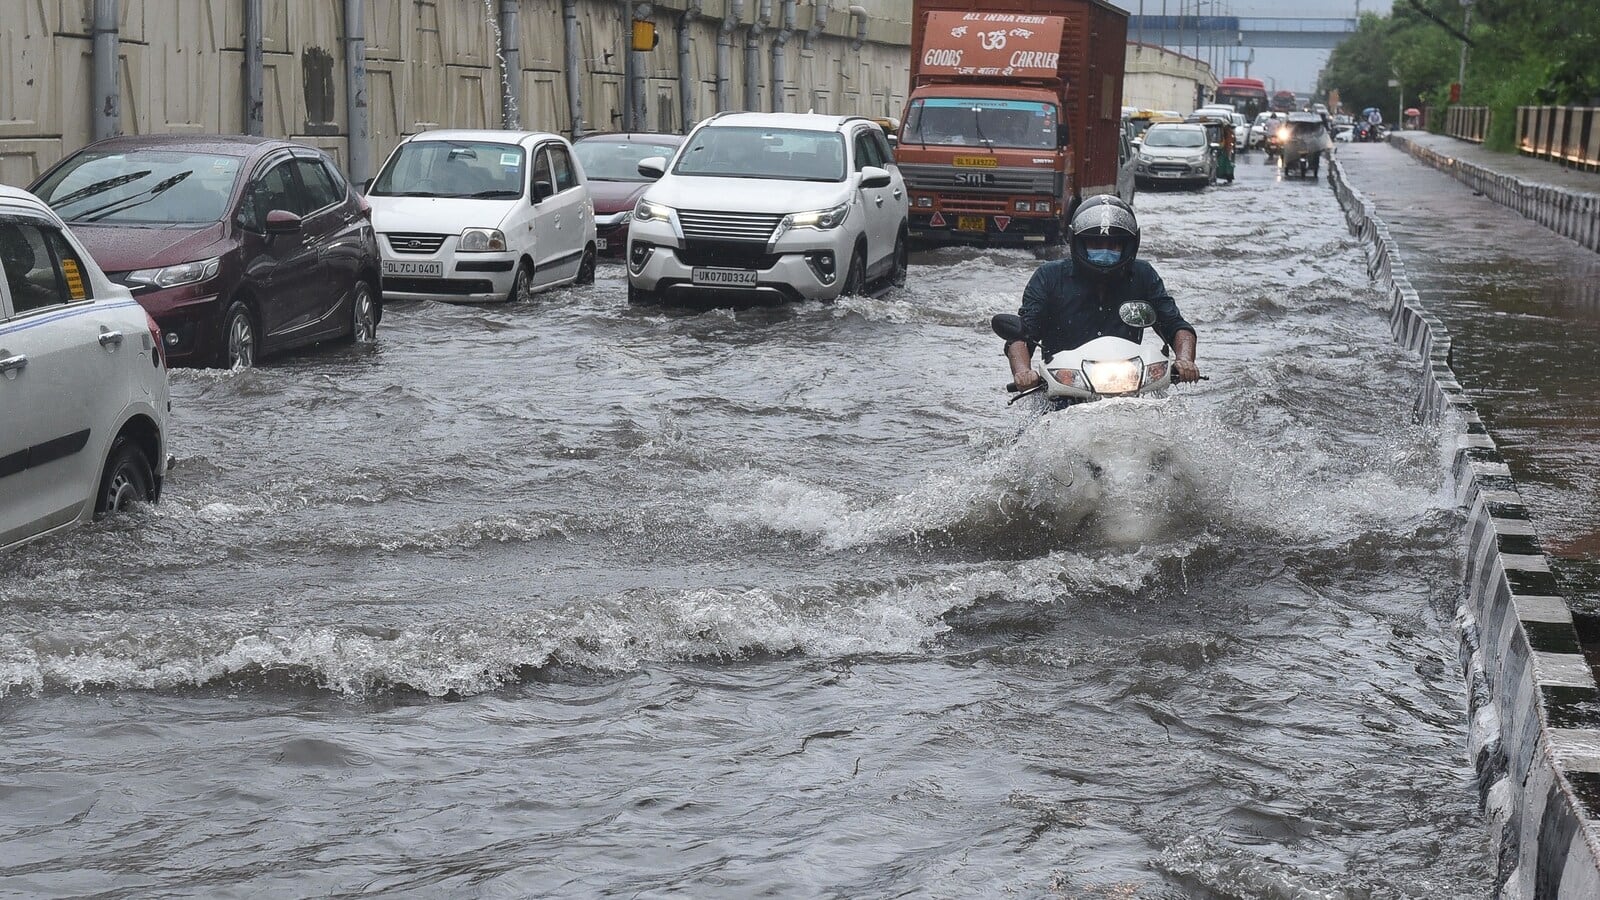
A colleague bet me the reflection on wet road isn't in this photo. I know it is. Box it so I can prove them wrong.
[0,155,1491,896]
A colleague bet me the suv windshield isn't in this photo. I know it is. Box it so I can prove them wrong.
[370,141,526,199]
[35,149,243,226]
[673,127,846,181]
[575,140,680,182]
[1143,128,1206,148]
[903,98,1058,150]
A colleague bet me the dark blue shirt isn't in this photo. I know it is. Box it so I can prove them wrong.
[1019,258,1195,358]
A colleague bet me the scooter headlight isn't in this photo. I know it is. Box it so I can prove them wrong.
[1081,357,1144,394]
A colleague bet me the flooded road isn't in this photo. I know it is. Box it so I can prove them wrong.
[1339,143,1600,623]
[1,157,1492,896]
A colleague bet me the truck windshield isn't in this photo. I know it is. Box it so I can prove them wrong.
[904,98,1058,150]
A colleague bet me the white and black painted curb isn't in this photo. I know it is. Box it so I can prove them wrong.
[1389,133,1600,254]
[1329,155,1600,898]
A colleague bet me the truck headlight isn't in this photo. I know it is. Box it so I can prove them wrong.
[458,228,507,252]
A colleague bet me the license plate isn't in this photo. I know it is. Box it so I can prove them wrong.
[596,238,608,251]
[1157,171,1181,178]
[957,216,987,232]
[691,268,758,287]
[382,259,443,277]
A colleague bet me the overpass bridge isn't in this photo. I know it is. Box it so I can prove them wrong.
[1128,15,1358,50]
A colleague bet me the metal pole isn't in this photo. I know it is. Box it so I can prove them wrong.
[1161,0,1167,49]
[343,0,371,184]
[499,0,522,129]
[623,0,637,130]
[772,0,795,112]
[631,2,652,130]
[91,0,119,140]
[244,0,264,135]
[563,0,586,136]
[1458,1,1473,94]
[678,3,700,130]
[1137,0,1143,47]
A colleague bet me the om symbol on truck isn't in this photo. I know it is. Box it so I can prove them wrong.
[979,30,1008,51]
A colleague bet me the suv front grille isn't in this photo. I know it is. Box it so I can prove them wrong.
[677,210,783,243]
[386,233,448,254]
[676,240,783,269]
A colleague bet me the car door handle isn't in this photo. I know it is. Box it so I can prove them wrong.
[892,189,903,198]
[874,196,884,206]
[99,330,125,348]
[0,354,27,374]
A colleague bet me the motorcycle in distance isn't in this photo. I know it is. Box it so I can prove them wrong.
[993,301,1201,408]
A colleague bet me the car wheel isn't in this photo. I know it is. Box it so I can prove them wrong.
[220,300,256,369]
[841,247,866,297]
[627,283,657,306]
[94,436,155,519]
[508,261,534,303]
[347,280,379,344]
[890,227,908,288]
[575,247,596,286]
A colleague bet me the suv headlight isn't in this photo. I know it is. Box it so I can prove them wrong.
[458,228,507,252]
[126,256,222,289]
[784,202,850,231]
[634,199,675,223]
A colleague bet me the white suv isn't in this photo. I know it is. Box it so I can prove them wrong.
[626,113,909,304]
[0,186,169,550]
[367,130,598,303]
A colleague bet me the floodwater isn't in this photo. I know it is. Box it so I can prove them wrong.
[1339,143,1600,621]
[1,157,1493,897]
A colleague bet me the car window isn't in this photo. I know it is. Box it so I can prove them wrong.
[371,141,524,200]
[532,149,554,196]
[0,218,91,314]
[236,160,300,231]
[853,131,884,171]
[294,158,342,211]
[32,149,243,226]
[549,147,578,192]
[870,128,895,165]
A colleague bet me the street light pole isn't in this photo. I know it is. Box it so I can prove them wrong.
[1458,0,1474,93]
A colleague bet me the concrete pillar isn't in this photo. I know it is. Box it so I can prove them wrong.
[244,0,264,135]
[343,0,371,184]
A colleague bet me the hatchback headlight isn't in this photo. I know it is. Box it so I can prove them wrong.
[126,256,222,289]
[458,228,507,252]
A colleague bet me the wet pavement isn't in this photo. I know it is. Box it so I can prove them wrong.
[1396,131,1600,197]
[1339,143,1600,631]
[0,156,1493,896]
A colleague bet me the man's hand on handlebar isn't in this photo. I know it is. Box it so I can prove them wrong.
[1173,359,1202,383]
[1011,369,1041,391]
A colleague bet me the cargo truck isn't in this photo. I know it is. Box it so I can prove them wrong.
[898,0,1129,246]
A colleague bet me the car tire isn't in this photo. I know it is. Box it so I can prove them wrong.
[94,436,155,519]
[841,246,866,297]
[627,283,657,306]
[509,261,534,303]
[889,227,908,288]
[219,300,257,369]
[576,246,596,286]
[346,279,379,344]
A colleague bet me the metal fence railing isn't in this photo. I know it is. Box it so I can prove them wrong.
[1445,105,1491,143]
[1518,106,1600,171]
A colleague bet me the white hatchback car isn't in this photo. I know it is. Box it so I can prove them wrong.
[0,185,169,550]
[367,130,598,303]
[626,112,909,304]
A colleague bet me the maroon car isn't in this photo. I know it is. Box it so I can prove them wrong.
[29,135,382,368]
[572,133,685,258]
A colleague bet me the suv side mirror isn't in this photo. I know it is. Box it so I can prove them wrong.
[859,166,892,189]
[265,209,303,234]
[532,180,554,203]
[637,156,667,179]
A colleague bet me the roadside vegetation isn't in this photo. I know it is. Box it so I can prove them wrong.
[1318,0,1599,151]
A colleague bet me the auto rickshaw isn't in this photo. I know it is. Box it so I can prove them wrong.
[1279,112,1334,179]
[1125,109,1185,142]
[1185,114,1235,184]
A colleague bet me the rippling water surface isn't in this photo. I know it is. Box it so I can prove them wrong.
[1,158,1491,897]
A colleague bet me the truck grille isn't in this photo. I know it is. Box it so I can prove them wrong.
[937,193,1011,214]
[899,164,1060,195]
[386,233,448,254]
[677,210,783,243]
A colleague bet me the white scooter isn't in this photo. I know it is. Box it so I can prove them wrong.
[992,301,1188,407]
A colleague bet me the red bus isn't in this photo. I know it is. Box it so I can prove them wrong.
[1212,78,1268,118]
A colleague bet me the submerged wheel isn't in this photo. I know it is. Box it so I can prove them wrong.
[508,261,534,303]
[840,247,866,297]
[889,227,908,288]
[575,247,596,286]
[219,300,256,369]
[94,437,155,518]
[347,279,379,344]
[627,283,657,306]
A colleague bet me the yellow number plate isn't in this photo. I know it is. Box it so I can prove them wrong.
[953,156,999,168]
[957,216,987,232]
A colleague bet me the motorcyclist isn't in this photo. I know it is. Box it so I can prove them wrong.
[1006,197,1200,390]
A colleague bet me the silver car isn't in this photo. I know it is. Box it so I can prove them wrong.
[1133,124,1216,190]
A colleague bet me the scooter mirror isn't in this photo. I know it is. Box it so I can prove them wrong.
[1118,301,1157,327]
[991,314,1028,343]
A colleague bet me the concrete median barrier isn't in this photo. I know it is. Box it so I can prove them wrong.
[1329,154,1600,898]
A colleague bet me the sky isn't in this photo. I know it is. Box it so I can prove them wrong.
[1107,0,1396,93]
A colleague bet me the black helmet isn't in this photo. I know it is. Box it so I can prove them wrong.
[1068,196,1140,279]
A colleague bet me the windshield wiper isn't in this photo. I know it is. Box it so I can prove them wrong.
[78,170,194,223]
[466,189,521,198]
[50,170,153,209]
[971,108,993,148]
